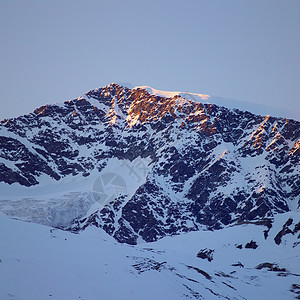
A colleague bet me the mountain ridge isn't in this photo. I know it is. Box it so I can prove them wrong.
[132,84,300,121]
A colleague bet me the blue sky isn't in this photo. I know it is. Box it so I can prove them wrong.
[1,0,299,120]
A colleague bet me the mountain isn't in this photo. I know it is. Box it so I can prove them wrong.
[0,83,299,245]
[1,83,299,299]
[0,84,300,244]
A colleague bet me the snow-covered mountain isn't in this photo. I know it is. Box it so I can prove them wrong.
[0,83,299,299]
[0,83,298,243]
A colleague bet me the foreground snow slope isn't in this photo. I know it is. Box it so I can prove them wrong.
[1,212,299,300]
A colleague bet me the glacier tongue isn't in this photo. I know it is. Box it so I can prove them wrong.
[0,157,152,228]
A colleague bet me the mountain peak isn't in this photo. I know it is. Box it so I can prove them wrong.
[134,85,211,101]
[131,85,299,121]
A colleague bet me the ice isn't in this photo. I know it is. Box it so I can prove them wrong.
[0,157,152,228]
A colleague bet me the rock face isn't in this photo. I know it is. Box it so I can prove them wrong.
[0,83,299,244]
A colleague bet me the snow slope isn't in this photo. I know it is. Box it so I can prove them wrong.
[1,211,299,300]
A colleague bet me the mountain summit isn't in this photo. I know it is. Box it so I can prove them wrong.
[0,83,299,244]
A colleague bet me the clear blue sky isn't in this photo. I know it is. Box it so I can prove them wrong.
[1,0,299,120]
